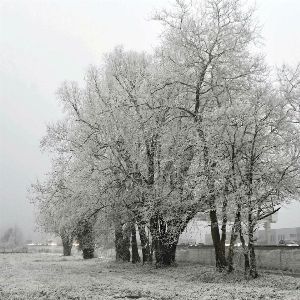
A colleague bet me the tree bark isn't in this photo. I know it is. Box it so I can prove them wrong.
[122,232,131,262]
[220,196,228,266]
[60,230,73,256]
[137,223,152,263]
[248,213,258,278]
[131,223,140,263]
[150,214,161,266]
[227,207,240,272]
[210,208,227,271]
[239,226,250,273]
[82,248,94,259]
[76,219,95,259]
[115,222,124,261]
[154,240,178,267]
[227,236,237,273]
[115,222,130,262]
[150,215,179,267]
[62,238,72,256]
[166,240,178,265]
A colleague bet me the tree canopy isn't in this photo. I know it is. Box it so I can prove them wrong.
[29,0,300,277]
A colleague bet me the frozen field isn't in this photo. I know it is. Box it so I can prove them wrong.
[0,253,299,300]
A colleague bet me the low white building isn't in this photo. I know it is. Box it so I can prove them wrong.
[257,227,300,245]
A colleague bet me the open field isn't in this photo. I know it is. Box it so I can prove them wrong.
[0,253,299,300]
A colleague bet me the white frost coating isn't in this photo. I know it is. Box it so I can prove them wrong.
[0,253,299,299]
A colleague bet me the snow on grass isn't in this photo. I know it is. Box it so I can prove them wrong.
[0,253,299,299]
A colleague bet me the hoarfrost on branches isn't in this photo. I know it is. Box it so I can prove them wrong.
[28,0,300,277]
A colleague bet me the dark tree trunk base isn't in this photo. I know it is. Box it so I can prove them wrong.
[76,217,96,260]
[82,248,94,259]
[248,214,258,279]
[141,247,152,264]
[131,224,140,264]
[155,242,177,268]
[137,224,152,264]
[63,245,72,256]
[61,232,73,257]
[115,222,131,262]
[210,210,227,271]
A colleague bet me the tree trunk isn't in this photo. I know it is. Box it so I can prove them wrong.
[122,227,131,262]
[220,197,228,266]
[154,239,164,267]
[249,243,258,278]
[150,214,159,264]
[115,222,130,262]
[220,178,229,264]
[62,238,72,256]
[82,248,94,259]
[248,214,258,278]
[154,240,178,267]
[151,216,166,267]
[227,203,242,272]
[76,219,95,260]
[167,241,178,265]
[131,223,140,263]
[150,215,179,267]
[137,224,152,263]
[60,231,73,256]
[210,208,227,271]
[227,215,239,272]
[115,222,124,261]
[239,227,250,273]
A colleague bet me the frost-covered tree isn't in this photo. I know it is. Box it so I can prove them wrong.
[29,157,76,256]
[153,0,264,270]
[30,0,300,276]
[223,74,300,277]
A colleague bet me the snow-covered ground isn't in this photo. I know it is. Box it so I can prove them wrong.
[0,253,299,299]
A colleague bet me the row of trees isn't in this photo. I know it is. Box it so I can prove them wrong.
[29,0,300,278]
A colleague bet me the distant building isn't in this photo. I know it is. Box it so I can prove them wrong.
[177,210,300,246]
[196,211,283,245]
[204,227,300,246]
[257,227,300,245]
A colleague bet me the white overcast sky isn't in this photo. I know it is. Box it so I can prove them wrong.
[0,0,300,237]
